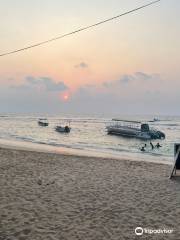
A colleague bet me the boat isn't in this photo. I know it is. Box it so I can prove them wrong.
[153,117,159,122]
[38,118,49,127]
[55,121,71,133]
[106,119,165,140]
[149,117,160,123]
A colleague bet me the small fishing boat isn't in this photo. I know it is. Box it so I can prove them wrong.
[38,118,49,127]
[106,119,165,140]
[55,121,71,133]
[149,117,160,123]
[153,117,159,122]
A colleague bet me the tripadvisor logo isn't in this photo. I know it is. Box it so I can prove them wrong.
[135,227,173,236]
[135,227,143,236]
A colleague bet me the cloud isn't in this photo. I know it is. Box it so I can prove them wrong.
[75,62,88,69]
[103,72,160,88]
[103,74,133,87]
[120,75,134,84]
[1,76,69,113]
[63,72,167,115]
[135,72,155,81]
[1,72,179,115]
[13,76,69,92]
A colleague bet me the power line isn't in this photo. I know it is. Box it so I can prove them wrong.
[0,0,160,57]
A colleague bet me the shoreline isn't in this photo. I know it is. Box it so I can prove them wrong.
[0,138,172,165]
[0,144,170,169]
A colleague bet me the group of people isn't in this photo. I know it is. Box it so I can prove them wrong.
[140,142,162,152]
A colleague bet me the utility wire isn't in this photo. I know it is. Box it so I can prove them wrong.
[0,0,160,57]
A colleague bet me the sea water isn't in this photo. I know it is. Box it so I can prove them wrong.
[0,114,179,164]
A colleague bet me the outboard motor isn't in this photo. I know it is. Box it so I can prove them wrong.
[65,126,70,133]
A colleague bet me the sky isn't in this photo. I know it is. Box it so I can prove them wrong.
[0,0,179,115]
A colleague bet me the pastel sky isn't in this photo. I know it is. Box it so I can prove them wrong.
[0,0,179,115]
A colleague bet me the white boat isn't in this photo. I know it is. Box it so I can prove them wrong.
[149,117,160,123]
[153,117,159,122]
[55,121,71,133]
[106,119,165,140]
[38,118,49,127]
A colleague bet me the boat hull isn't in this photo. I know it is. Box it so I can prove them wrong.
[55,126,71,133]
[38,121,49,127]
[107,126,164,140]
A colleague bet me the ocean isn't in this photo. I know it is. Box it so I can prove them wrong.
[0,114,179,164]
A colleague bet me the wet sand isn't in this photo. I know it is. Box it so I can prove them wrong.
[0,147,180,240]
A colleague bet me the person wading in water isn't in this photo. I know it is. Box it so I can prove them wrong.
[150,142,154,150]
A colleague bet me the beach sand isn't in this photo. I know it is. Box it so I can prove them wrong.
[0,147,180,240]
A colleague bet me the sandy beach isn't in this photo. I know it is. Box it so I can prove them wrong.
[0,147,180,240]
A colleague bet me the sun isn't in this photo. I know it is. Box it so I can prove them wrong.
[60,92,70,102]
[63,94,69,101]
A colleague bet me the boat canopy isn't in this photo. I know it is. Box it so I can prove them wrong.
[39,118,48,120]
[112,119,141,124]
